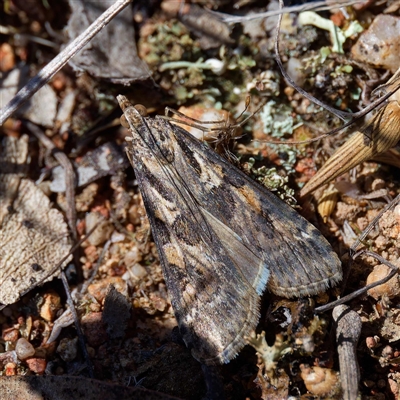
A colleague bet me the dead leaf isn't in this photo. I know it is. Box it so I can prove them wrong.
[0,136,72,306]
[66,0,150,83]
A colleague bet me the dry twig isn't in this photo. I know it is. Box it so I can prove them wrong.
[333,305,362,400]
[0,0,132,125]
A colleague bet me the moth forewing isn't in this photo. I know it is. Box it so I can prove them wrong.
[118,95,342,365]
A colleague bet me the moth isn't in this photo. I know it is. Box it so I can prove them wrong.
[117,95,342,365]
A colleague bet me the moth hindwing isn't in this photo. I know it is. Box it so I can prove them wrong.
[117,95,342,365]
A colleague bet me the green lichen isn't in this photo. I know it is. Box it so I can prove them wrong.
[140,21,201,67]
[244,158,296,206]
[257,100,303,175]
[298,12,363,54]
[260,100,303,138]
[332,64,353,77]
[246,331,292,384]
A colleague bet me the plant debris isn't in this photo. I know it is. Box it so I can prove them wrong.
[66,0,150,83]
[0,136,72,306]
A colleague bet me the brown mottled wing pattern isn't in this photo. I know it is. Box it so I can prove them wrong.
[118,96,342,365]
[157,124,342,298]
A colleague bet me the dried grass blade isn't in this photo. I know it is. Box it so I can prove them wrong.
[300,94,400,197]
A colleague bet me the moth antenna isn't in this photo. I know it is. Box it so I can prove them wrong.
[164,107,225,128]
[233,95,251,123]
[234,100,266,129]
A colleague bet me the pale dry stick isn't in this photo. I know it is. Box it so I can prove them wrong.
[351,193,400,253]
[0,0,132,126]
[218,0,364,24]
[333,305,362,400]
[25,121,77,242]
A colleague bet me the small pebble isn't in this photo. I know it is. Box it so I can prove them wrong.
[374,235,388,249]
[89,303,101,312]
[351,14,400,73]
[87,276,128,303]
[5,362,17,376]
[15,338,35,360]
[150,293,167,312]
[357,217,369,231]
[124,248,142,266]
[57,337,78,362]
[83,245,98,263]
[128,204,143,225]
[52,72,67,92]
[366,336,379,349]
[300,364,340,396]
[85,212,113,246]
[111,231,125,243]
[381,345,394,359]
[25,358,47,374]
[2,328,19,342]
[286,57,306,87]
[131,264,148,279]
[0,43,15,72]
[366,264,400,299]
[40,292,61,322]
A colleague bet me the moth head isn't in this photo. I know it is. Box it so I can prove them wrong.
[117,95,149,129]
[133,104,148,117]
